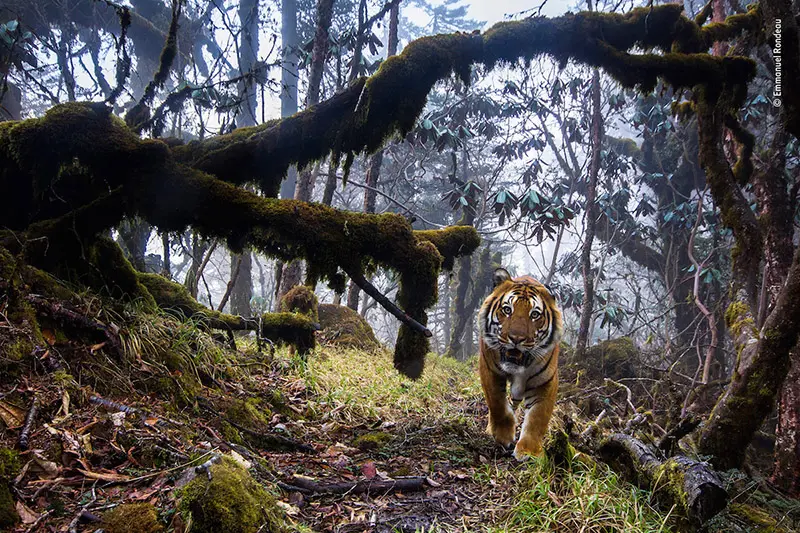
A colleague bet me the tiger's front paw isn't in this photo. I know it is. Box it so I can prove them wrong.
[513,437,543,461]
[487,415,515,448]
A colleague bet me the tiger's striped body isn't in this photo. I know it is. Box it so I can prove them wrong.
[478,268,562,459]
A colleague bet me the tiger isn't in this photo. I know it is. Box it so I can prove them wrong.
[478,267,563,460]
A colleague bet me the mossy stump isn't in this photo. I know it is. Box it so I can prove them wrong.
[177,457,287,533]
[582,337,638,380]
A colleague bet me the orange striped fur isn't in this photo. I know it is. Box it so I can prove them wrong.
[478,268,562,459]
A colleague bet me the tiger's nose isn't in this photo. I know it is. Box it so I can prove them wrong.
[508,334,526,345]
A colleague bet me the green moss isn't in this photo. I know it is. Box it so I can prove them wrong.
[177,457,287,533]
[0,483,19,530]
[226,398,270,430]
[353,431,392,451]
[219,421,244,445]
[725,301,755,336]
[4,338,33,361]
[139,273,317,354]
[101,503,163,533]
[0,449,20,480]
[415,226,481,271]
[317,304,380,350]
[728,503,780,531]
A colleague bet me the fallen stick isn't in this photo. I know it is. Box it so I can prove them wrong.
[17,394,38,450]
[26,294,122,354]
[287,475,427,496]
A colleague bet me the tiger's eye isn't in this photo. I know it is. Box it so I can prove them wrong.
[530,310,541,320]
[502,305,512,316]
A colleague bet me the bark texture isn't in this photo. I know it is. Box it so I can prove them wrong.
[575,68,603,360]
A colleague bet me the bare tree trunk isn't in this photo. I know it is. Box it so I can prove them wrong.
[184,232,210,299]
[161,232,171,278]
[279,0,299,200]
[575,67,602,360]
[229,251,252,316]
[441,276,452,351]
[230,0,260,316]
[346,2,399,308]
[321,160,338,206]
[277,0,336,303]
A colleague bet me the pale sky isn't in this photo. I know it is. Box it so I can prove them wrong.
[466,0,575,26]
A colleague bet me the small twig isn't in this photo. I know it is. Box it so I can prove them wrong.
[17,394,38,450]
[90,395,137,414]
[68,481,98,533]
[604,378,636,416]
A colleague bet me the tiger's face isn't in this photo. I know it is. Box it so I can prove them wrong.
[478,268,562,371]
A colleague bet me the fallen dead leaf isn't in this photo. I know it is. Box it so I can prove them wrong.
[77,468,132,482]
[15,501,38,524]
[276,501,300,516]
[362,461,377,480]
[41,329,56,346]
[30,452,60,479]
[0,400,25,428]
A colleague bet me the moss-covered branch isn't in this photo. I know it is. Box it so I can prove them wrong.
[137,273,319,354]
[0,104,479,377]
[168,4,759,196]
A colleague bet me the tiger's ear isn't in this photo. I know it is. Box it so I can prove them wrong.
[493,268,512,287]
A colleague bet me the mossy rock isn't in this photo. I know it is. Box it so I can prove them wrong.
[101,503,163,533]
[571,337,638,381]
[318,304,380,350]
[353,431,392,451]
[177,457,287,533]
[280,285,318,322]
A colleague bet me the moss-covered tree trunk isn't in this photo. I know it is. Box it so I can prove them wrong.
[698,247,800,468]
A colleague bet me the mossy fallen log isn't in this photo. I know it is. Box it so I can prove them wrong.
[598,433,727,523]
[137,273,318,354]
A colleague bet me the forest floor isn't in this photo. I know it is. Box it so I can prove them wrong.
[1,315,799,532]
